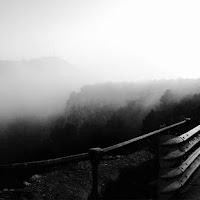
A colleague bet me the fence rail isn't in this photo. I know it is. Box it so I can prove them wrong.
[103,119,189,153]
[0,152,89,169]
[160,123,200,196]
[0,118,198,200]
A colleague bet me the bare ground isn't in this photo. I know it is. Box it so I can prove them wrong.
[0,150,155,200]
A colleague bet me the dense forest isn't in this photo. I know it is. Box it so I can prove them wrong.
[0,78,200,164]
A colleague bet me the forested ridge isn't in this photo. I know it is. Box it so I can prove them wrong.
[0,78,200,164]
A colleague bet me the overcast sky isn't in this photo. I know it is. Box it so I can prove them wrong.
[0,0,200,81]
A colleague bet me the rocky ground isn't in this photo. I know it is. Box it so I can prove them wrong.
[0,150,156,200]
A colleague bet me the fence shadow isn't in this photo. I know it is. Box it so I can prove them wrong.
[101,158,158,199]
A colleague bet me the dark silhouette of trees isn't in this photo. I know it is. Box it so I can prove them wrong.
[143,91,200,134]
[160,89,175,108]
[2,80,200,164]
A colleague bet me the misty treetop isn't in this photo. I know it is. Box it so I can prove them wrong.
[60,78,200,151]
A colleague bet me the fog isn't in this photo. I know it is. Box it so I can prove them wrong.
[0,57,97,119]
[1,1,200,187]
[1,1,200,81]
[0,1,200,119]
[1,56,200,120]
[66,79,200,112]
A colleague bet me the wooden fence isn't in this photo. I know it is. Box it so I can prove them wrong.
[1,118,200,199]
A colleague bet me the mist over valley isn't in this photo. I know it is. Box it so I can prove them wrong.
[0,56,200,165]
[1,1,200,199]
[0,57,96,119]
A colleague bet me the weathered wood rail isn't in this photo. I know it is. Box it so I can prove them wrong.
[159,121,200,199]
[1,118,200,200]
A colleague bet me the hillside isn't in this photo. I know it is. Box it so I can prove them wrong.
[0,57,88,119]
[66,79,200,112]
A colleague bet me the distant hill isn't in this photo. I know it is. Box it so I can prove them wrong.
[0,57,89,119]
[1,58,200,120]
[0,57,79,79]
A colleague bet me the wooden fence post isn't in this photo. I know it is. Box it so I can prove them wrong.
[88,147,103,200]
[185,118,191,131]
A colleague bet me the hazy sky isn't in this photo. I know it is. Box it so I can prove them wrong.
[0,0,200,81]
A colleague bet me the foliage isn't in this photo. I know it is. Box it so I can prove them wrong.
[2,80,200,164]
[0,117,53,164]
[142,91,200,133]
